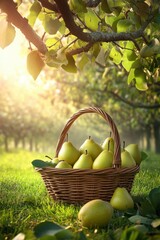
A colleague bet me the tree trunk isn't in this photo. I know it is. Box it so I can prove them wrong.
[153,121,160,153]
[146,126,151,151]
[4,135,9,152]
[14,138,19,149]
[29,138,33,151]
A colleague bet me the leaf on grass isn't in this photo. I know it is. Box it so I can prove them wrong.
[34,221,73,239]
[149,187,160,215]
[129,215,153,225]
[151,219,160,228]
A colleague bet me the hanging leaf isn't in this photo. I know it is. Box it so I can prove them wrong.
[77,53,89,71]
[109,47,121,65]
[62,54,77,73]
[43,15,62,35]
[0,17,16,49]
[84,9,100,31]
[134,68,148,91]
[127,68,135,84]
[28,0,42,26]
[27,50,45,80]
[117,19,134,33]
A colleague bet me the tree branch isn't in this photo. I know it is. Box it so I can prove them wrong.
[54,0,154,43]
[108,90,160,109]
[0,0,47,54]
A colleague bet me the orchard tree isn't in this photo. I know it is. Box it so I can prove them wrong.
[0,0,160,90]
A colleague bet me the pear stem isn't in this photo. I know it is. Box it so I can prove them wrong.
[109,131,112,137]
[123,141,126,150]
[88,136,91,139]
[45,155,53,160]
[85,150,88,155]
[66,133,68,142]
[108,140,110,151]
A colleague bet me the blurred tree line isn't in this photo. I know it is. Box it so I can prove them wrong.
[0,63,159,153]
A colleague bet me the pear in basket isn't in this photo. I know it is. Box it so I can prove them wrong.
[73,150,93,169]
[121,143,136,168]
[58,141,81,166]
[92,149,113,169]
[125,143,141,165]
[55,160,72,169]
[102,132,114,153]
[79,136,102,160]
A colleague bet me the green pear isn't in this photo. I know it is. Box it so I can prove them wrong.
[79,136,102,160]
[58,141,81,165]
[121,149,136,168]
[55,160,72,169]
[92,150,113,169]
[110,187,134,210]
[73,151,93,169]
[51,157,59,165]
[125,144,141,165]
[102,134,114,153]
[78,199,113,228]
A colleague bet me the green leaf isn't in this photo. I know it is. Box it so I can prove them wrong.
[134,68,148,91]
[84,9,100,31]
[77,53,89,71]
[28,0,42,26]
[107,0,125,8]
[27,50,45,80]
[0,17,16,49]
[109,47,121,65]
[141,151,148,162]
[43,15,62,34]
[69,0,87,13]
[34,221,73,239]
[127,68,135,84]
[62,54,77,73]
[32,159,51,168]
[151,219,160,228]
[149,187,160,215]
[117,19,133,33]
[129,215,153,225]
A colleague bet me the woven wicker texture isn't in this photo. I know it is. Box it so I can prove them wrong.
[36,107,140,204]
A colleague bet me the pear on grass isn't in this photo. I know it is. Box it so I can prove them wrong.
[58,141,80,166]
[110,187,134,210]
[92,149,113,169]
[102,132,114,153]
[55,160,72,169]
[73,150,93,169]
[125,143,141,165]
[121,142,136,168]
[78,199,113,228]
[79,136,102,160]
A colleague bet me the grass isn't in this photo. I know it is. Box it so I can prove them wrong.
[0,149,160,239]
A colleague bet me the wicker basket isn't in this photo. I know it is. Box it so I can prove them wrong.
[36,107,140,204]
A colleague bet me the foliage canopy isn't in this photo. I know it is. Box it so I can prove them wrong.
[0,0,160,90]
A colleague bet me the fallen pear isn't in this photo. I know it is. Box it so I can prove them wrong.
[110,187,134,210]
[78,199,113,228]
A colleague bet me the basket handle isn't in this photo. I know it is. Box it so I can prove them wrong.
[55,107,121,167]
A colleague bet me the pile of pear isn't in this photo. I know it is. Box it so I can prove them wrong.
[50,135,142,170]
